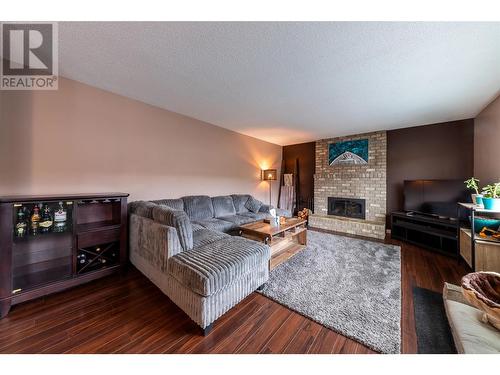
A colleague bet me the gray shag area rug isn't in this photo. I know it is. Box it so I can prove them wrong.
[259,230,401,354]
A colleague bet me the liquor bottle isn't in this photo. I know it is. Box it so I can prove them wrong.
[30,204,41,235]
[54,201,67,222]
[53,221,67,233]
[15,207,28,237]
[39,204,53,233]
[76,252,87,265]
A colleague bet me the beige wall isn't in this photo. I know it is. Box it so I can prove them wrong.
[474,94,500,184]
[0,77,282,204]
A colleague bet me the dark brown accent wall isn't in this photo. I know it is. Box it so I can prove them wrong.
[474,94,500,183]
[386,119,474,226]
[282,142,316,212]
[282,119,474,225]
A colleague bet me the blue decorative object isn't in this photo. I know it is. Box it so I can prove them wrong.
[329,139,369,165]
[482,197,500,211]
[469,216,500,233]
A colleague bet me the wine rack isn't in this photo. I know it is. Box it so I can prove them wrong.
[0,193,129,319]
[77,242,120,274]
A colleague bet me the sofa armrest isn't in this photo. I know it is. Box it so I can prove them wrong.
[152,205,194,250]
[443,282,471,307]
[129,214,183,272]
[128,200,157,219]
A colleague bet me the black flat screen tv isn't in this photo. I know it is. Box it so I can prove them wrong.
[403,179,470,220]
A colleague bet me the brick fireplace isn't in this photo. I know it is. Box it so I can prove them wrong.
[308,131,387,239]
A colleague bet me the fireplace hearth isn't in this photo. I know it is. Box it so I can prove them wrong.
[328,197,366,220]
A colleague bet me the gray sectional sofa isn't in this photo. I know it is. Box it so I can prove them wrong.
[128,194,291,333]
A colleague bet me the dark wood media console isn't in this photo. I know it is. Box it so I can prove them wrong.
[391,211,460,258]
[0,193,129,318]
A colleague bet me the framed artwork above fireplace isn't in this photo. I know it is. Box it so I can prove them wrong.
[328,139,369,165]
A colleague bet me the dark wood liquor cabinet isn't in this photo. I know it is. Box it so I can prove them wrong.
[0,193,129,318]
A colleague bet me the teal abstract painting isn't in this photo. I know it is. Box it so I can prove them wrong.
[329,139,369,165]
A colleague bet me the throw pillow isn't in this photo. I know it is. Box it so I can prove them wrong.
[245,196,263,213]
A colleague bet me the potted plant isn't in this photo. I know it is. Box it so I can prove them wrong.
[481,182,500,211]
[464,177,483,206]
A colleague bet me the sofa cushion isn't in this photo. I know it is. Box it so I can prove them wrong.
[212,195,237,218]
[182,195,215,221]
[152,206,194,251]
[239,211,270,220]
[191,223,205,232]
[259,204,272,214]
[150,198,184,211]
[218,215,256,226]
[193,229,229,248]
[445,299,500,354]
[245,196,263,213]
[168,236,270,297]
[231,194,251,214]
[193,218,236,232]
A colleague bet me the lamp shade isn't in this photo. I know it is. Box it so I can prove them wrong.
[262,169,277,181]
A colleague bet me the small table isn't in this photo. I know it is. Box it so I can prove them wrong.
[239,218,307,269]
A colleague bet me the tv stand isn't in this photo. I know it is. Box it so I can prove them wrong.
[391,211,459,257]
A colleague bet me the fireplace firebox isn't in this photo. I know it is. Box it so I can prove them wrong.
[327,197,366,220]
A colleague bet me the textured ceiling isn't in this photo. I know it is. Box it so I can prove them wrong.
[56,22,500,145]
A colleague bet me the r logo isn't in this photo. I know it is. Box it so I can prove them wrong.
[2,23,53,75]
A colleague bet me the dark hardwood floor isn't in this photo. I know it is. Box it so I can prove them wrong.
[0,234,468,354]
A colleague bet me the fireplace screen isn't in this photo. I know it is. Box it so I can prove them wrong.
[328,197,366,220]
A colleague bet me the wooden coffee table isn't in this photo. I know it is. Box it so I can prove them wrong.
[239,218,307,269]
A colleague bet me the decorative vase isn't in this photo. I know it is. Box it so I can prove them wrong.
[471,194,484,207]
[270,216,280,227]
[482,197,500,211]
[469,216,500,233]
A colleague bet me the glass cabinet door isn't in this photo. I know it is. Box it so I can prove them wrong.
[11,201,74,293]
